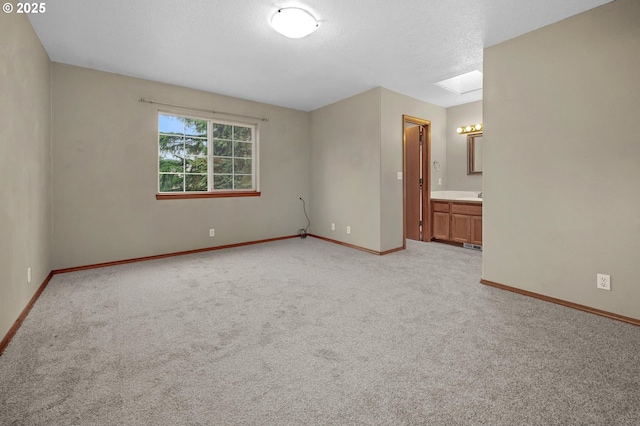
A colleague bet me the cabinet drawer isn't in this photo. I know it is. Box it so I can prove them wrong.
[451,203,482,216]
[432,202,450,213]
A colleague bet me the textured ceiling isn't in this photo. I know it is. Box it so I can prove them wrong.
[28,0,612,111]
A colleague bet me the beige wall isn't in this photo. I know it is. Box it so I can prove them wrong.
[483,0,640,319]
[380,88,447,251]
[0,9,52,339]
[446,101,483,191]
[52,64,310,269]
[309,87,446,252]
[309,88,383,251]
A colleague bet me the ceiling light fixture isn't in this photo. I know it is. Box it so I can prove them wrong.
[271,7,318,39]
[457,124,483,134]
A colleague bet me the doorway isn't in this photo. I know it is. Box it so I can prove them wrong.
[403,115,431,243]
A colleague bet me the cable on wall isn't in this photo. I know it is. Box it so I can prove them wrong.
[138,98,269,122]
[298,198,310,239]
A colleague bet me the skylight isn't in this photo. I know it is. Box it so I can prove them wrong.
[435,71,483,95]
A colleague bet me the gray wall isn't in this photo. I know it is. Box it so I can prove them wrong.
[446,101,483,191]
[0,9,52,339]
[380,88,447,251]
[483,0,640,319]
[52,64,310,270]
[309,88,382,251]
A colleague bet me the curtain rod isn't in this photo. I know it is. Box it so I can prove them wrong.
[138,98,269,122]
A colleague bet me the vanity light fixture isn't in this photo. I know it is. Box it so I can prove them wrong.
[271,7,318,39]
[457,123,483,134]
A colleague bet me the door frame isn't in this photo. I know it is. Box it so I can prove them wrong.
[402,115,432,247]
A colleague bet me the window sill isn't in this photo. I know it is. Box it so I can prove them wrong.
[156,191,261,200]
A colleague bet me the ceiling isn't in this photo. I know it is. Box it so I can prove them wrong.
[28,0,612,111]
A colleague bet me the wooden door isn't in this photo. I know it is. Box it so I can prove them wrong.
[405,125,421,241]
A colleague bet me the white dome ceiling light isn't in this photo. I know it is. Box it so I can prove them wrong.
[271,7,318,39]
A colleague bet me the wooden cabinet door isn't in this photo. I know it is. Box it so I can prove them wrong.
[471,216,482,245]
[450,214,471,243]
[432,212,450,240]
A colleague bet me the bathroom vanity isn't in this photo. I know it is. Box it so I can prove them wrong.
[430,192,482,246]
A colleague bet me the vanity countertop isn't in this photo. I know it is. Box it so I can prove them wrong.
[430,191,482,203]
[431,197,482,203]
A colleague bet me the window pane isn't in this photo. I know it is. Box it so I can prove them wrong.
[234,158,252,174]
[234,141,252,158]
[213,139,232,157]
[159,156,184,173]
[186,157,207,173]
[185,138,207,156]
[214,175,233,190]
[184,119,207,137]
[159,135,184,157]
[213,158,232,174]
[213,124,232,140]
[159,114,185,134]
[234,126,252,141]
[185,174,207,191]
[159,174,183,192]
[234,175,252,190]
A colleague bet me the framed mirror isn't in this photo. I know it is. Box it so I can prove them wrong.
[467,133,483,175]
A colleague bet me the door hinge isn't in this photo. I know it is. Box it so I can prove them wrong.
[419,221,423,226]
[419,178,423,187]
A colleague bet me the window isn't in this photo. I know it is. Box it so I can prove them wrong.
[158,113,258,198]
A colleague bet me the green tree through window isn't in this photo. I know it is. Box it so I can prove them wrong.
[158,113,256,193]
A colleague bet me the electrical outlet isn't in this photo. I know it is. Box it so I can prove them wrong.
[438,178,442,185]
[597,274,611,291]
[27,267,31,284]
[331,223,335,231]
[347,226,351,234]
[209,229,215,237]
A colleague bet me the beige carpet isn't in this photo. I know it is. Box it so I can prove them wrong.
[1,238,639,425]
